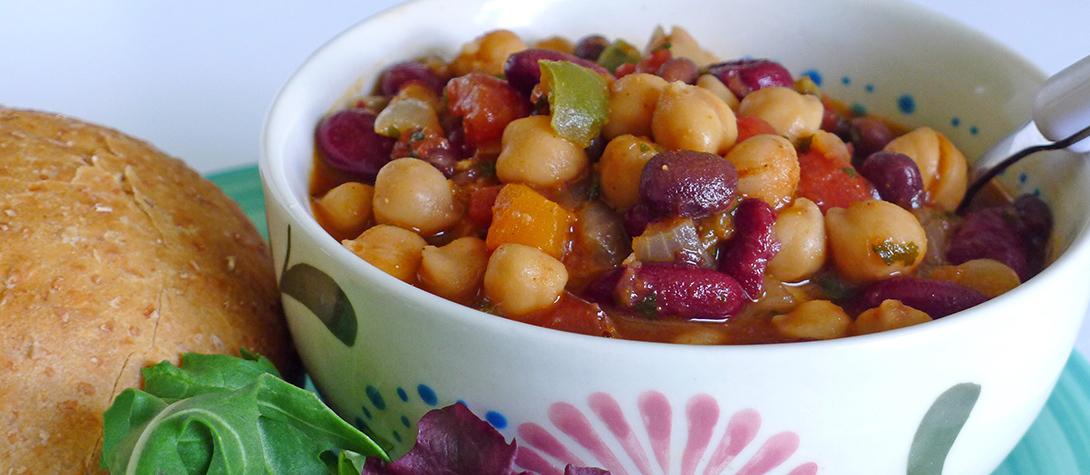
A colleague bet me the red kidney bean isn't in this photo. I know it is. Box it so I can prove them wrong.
[821,104,847,136]
[1014,194,1053,276]
[315,109,393,181]
[379,61,444,96]
[639,150,739,219]
[617,263,745,319]
[860,151,926,209]
[445,120,474,159]
[946,207,1031,280]
[583,268,623,305]
[623,203,652,237]
[503,48,611,95]
[656,58,699,84]
[707,59,793,98]
[718,199,780,299]
[848,118,894,165]
[573,35,610,61]
[856,277,987,318]
[1014,194,1052,246]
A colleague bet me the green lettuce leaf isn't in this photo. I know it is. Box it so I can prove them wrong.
[101,352,386,474]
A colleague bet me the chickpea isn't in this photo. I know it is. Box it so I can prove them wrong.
[373,158,459,235]
[808,130,852,163]
[315,182,374,238]
[723,134,799,209]
[772,300,851,340]
[738,87,823,142]
[419,237,489,302]
[825,200,928,283]
[534,36,574,54]
[603,73,668,140]
[652,82,738,154]
[852,299,932,335]
[496,116,589,188]
[927,258,1020,298]
[768,198,825,281]
[598,135,658,210]
[449,29,527,77]
[645,25,719,66]
[696,74,739,109]
[343,224,426,283]
[483,243,568,318]
[883,127,968,211]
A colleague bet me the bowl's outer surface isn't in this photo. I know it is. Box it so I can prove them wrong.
[260,0,1090,473]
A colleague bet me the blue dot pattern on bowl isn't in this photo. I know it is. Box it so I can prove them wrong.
[841,75,851,86]
[485,411,508,429]
[366,385,386,410]
[970,126,979,135]
[851,103,867,117]
[951,117,961,127]
[354,382,512,443]
[418,384,438,406]
[897,94,916,114]
[865,83,875,93]
[801,69,822,86]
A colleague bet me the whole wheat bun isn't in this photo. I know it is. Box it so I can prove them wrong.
[0,109,296,473]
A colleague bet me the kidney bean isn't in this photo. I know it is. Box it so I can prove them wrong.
[379,61,444,96]
[707,59,793,98]
[946,207,1031,280]
[656,58,699,84]
[617,263,744,319]
[623,203,652,237]
[860,151,926,209]
[848,118,894,165]
[856,277,987,318]
[718,199,780,299]
[504,48,611,94]
[445,120,474,159]
[573,35,610,61]
[821,105,848,136]
[1014,194,1052,247]
[639,150,739,219]
[583,268,623,305]
[315,109,394,181]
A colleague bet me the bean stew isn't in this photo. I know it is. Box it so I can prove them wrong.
[309,26,1052,344]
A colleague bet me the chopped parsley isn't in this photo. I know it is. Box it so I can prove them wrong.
[871,239,920,266]
[634,293,659,318]
[841,166,858,177]
[638,142,652,153]
[409,128,426,143]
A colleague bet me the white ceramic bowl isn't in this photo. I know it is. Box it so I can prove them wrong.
[260,0,1090,472]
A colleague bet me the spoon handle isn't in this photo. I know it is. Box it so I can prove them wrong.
[1034,54,1090,153]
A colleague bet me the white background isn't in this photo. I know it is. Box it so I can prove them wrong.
[2,0,1088,354]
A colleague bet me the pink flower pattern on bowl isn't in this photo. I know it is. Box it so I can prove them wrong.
[512,391,818,475]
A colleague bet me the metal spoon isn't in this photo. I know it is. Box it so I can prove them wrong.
[957,54,1090,214]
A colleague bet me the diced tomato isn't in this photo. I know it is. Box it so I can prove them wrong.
[522,292,617,337]
[444,73,530,147]
[614,62,636,78]
[467,185,501,227]
[796,149,878,212]
[636,49,672,74]
[735,116,777,143]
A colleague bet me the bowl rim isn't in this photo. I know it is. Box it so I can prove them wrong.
[260,0,1090,355]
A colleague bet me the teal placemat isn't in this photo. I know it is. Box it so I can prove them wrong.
[207,165,1090,474]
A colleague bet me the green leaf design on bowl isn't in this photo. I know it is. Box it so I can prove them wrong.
[907,382,982,475]
[279,226,358,346]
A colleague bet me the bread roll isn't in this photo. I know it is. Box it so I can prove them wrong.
[0,109,296,473]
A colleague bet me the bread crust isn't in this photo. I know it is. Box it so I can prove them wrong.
[0,109,295,473]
